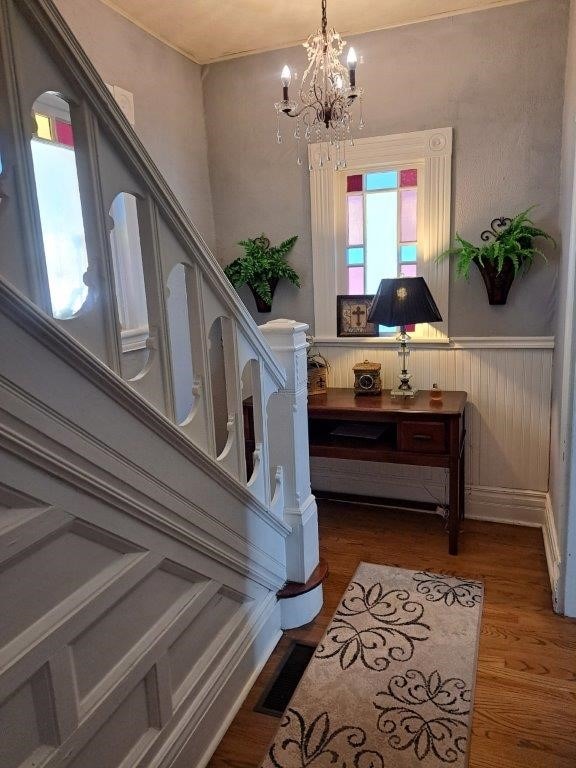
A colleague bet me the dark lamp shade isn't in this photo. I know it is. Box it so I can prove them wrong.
[367,277,443,327]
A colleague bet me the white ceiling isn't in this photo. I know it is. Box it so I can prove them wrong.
[99,0,532,64]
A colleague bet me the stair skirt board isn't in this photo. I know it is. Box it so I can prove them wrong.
[154,597,282,768]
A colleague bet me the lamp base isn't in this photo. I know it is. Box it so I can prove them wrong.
[391,387,417,398]
[391,366,416,398]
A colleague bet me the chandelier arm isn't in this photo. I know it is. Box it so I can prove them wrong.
[281,102,317,119]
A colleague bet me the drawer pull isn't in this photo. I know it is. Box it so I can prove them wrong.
[413,434,432,440]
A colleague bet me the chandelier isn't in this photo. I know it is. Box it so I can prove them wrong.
[275,0,364,169]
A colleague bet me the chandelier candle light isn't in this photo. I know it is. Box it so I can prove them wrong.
[276,0,364,169]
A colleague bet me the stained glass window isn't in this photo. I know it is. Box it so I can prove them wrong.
[400,168,417,187]
[366,170,398,191]
[347,194,364,245]
[347,247,364,265]
[400,244,417,262]
[346,174,363,193]
[34,113,52,141]
[31,93,87,320]
[54,119,74,147]
[348,266,364,294]
[345,166,419,333]
[400,189,417,242]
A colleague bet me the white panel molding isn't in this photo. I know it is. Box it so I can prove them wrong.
[543,493,561,610]
[314,342,553,495]
[0,278,286,531]
[191,626,282,768]
[315,336,555,349]
[0,461,283,768]
[148,593,282,768]
[309,127,452,341]
[0,548,159,701]
[0,370,290,550]
[0,504,72,565]
[0,423,287,592]
[75,582,225,721]
[450,336,555,349]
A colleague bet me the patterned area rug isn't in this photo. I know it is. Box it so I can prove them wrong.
[262,563,484,768]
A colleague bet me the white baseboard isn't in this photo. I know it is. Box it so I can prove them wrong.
[543,493,561,610]
[466,485,546,526]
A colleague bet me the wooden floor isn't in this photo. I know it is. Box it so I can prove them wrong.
[207,501,576,768]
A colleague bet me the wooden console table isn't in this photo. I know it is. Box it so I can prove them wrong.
[307,388,467,555]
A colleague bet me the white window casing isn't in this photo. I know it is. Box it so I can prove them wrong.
[309,127,452,343]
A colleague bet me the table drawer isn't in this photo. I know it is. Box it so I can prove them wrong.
[398,421,446,453]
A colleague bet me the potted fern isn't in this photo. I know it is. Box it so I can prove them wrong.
[439,208,555,305]
[224,234,300,312]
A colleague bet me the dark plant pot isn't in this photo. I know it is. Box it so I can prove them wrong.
[249,278,279,313]
[473,256,516,305]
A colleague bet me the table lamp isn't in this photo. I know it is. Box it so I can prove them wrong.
[367,277,442,397]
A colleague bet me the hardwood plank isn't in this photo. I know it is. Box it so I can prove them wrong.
[207,502,576,768]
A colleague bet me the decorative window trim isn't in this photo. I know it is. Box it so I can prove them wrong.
[309,127,452,343]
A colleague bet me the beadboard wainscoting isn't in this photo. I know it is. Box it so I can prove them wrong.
[311,338,554,527]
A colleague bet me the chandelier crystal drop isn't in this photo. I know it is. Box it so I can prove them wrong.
[275,0,364,169]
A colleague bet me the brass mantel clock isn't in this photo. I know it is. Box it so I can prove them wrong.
[353,360,382,395]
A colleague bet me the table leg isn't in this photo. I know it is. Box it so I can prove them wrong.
[448,459,459,555]
[459,438,466,521]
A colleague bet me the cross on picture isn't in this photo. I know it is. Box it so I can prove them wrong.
[336,295,378,337]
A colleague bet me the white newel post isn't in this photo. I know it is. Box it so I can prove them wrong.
[259,319,323,629]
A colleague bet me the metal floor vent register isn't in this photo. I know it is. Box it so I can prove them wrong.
[254,642,316,717]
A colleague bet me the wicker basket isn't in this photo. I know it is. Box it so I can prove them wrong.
[307,364,328,395]
[307,338,329,396]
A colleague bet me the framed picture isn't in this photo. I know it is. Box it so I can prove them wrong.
[336,295,378,337]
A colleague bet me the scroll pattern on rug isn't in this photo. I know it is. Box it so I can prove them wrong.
[261,564,483,768]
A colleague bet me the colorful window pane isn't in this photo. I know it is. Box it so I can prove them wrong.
[348,266,364,294]
[400,168,418,187]
[347,247,364,266]
[400,244,417,262]
[366,191,397,293]
[366,170,398,191]
[342,167,421,336]
[31,93,88,320]
[400,189,417,243]
[34,113,52,141]
[347,174,363,193]
[405,324,416,332]
[400,263,417,277]
[347,194,364,245]
[55,119,74,147]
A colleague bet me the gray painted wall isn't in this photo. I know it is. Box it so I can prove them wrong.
[54,0,216,250]
[203,0,567,336]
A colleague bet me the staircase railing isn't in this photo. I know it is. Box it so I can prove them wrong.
[0,0,287,513]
